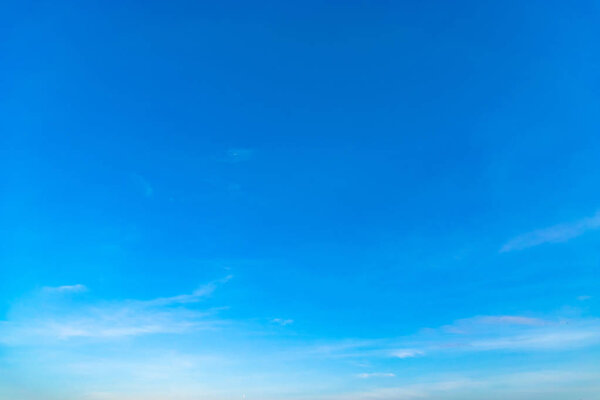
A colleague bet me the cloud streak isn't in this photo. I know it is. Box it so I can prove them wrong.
[272,318,294,326]
[356,372,395,379]
[141,275,233,307]
[391,349,424,359]
[0,277,232,344]
[500,211,600,252]
[42,284,88,294]
[296,314,600,361]
[331,370,600,400]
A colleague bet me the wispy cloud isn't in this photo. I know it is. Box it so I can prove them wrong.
[141,275,233,307]
[296,314,600,361]
[441,315,547,334]
[465,329,600,351]
[391,349,424,359]
[0,277,232,344]
[42,284,88,294]
[500,211,600,252]
[425,315,600,354]
[272,318,294,326]
[476,315,546,325]
[0,302,207,344]
[356,372,395,379]
[331,370,600,400]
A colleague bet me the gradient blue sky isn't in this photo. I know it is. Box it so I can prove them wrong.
[2,1,600,399]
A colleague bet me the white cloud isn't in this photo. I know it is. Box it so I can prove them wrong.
[467,329,600,351]
[440,315,547,334]
[356,372,395,379]
[43,284,88,293]
[500,211,600,252]
[476,315,545,326]
[391,349,425,359]
[331,370,600,400]
[142,275,232,307]
[0,277,232,344]
[295,314,600,362]
[272,318,294,326]
[578,295,592,301]
[0,302,212,345]
[427,315,600,354]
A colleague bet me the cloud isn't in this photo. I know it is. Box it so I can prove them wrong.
[476,315,546,326]
[0,276,232,344]
[332,370,600,400]
[42,284,88,294]
[578,295,592,301]
[500,211,600,252]
[466,329,600,351]
[142,275,233,307]
[2,300,600,400]
[427,315,600,354]
[296,314,600,362]
[391,349,424,359]
[442,315,547,333]
[30,318,194,340]
[0,301,211,344]
[272,318,294,326]
[356,372,395,379]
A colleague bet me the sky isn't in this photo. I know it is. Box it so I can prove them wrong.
[1,1,600,399]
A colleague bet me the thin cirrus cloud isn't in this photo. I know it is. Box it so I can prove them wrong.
[465,329,600,351]
[272,318,294,326]
[333,370,600,400]
[476,315,546,326]
[300,314,600,361]
[356,372,395,379]
[391,349,425,359]
[420,315,600,354]
[142,275,233,307]
[42,284,88,293]
[500,211,600,252]
[441,315,547,334]
[0,277,232,345]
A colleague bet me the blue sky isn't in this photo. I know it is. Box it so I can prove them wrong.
[1,1,600,399]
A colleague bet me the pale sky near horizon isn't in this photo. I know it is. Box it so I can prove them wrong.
[2,1,600,399]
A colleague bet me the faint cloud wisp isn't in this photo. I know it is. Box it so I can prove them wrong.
[500,211,600,252]
[356,372,395,379]
[391,349,425,359]
[272,318,294,326]
[42,284,88,294]
[0,276,232,344]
